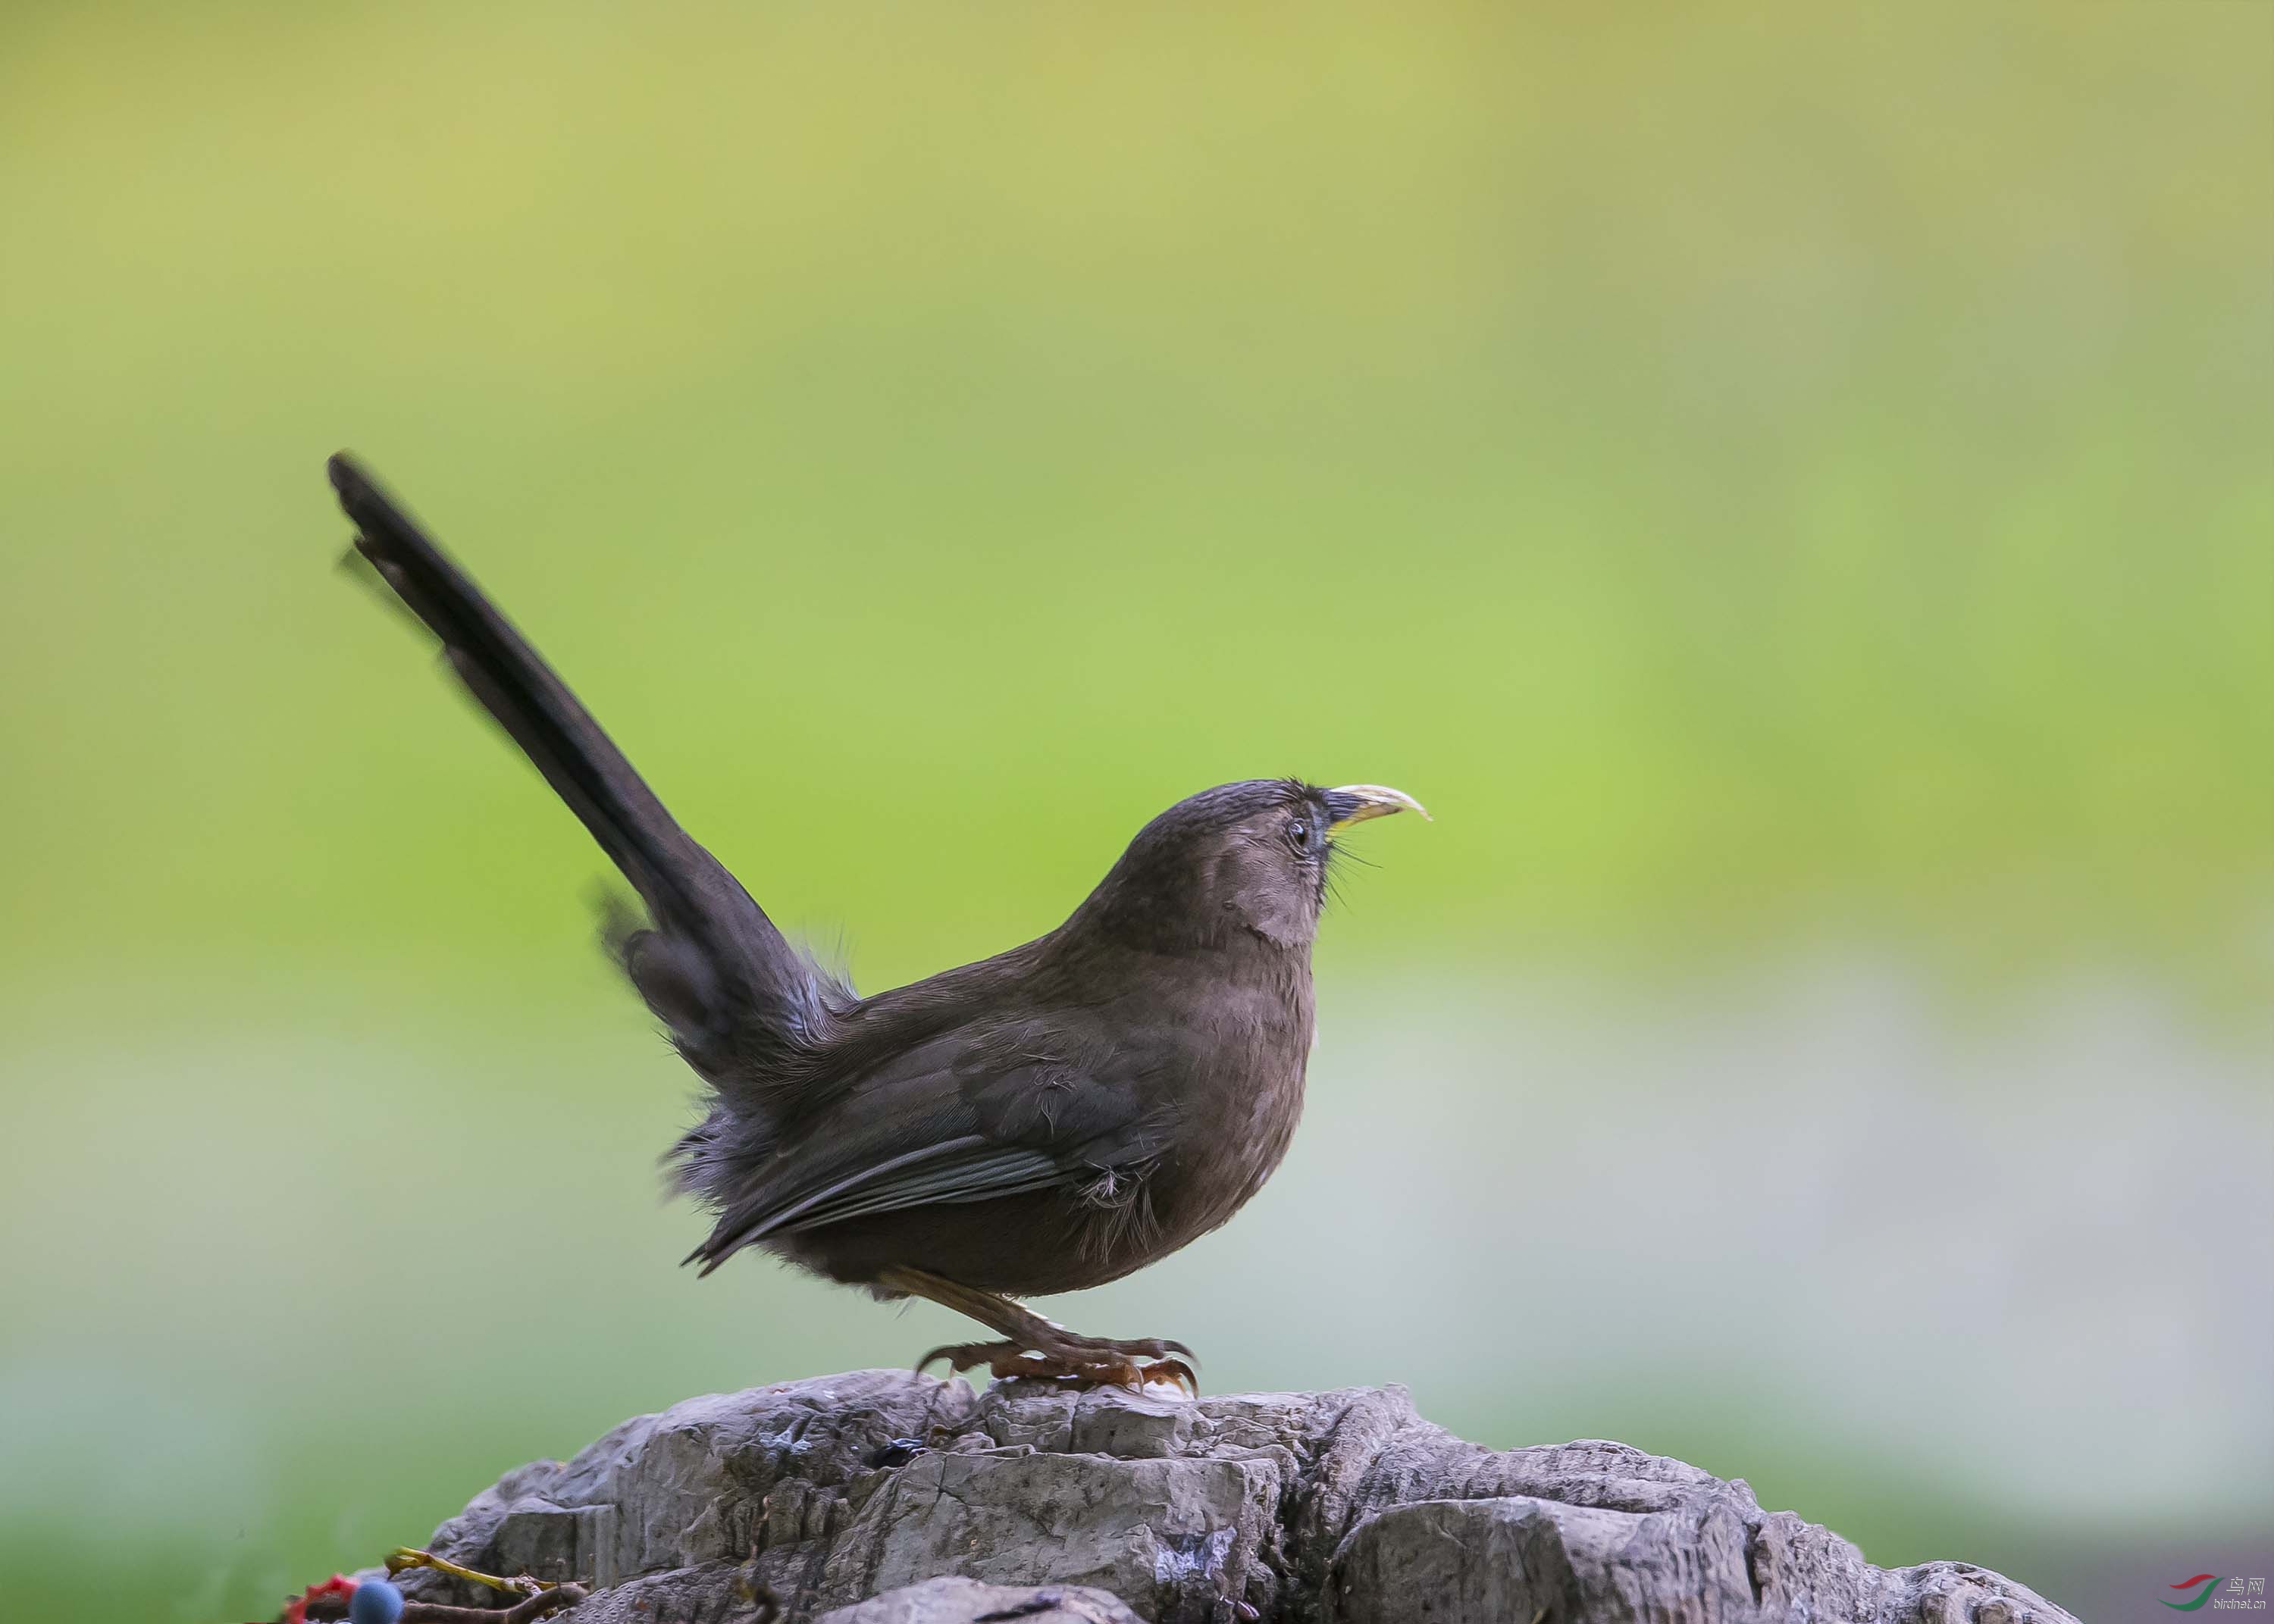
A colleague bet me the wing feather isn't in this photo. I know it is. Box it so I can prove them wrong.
[684,1020,1187,1274]
[690,1133,1070,1271]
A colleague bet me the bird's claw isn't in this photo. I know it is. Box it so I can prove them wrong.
[917,1335,1200,1395]
[1137,1356,1200,1396]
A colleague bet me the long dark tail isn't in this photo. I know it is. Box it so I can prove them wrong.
[330,452,839,1072]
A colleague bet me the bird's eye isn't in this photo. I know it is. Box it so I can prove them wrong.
[1288,820,1311,849]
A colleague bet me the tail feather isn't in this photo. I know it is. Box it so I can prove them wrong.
[330,452,837,1065]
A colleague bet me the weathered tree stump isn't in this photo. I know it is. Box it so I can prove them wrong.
[387,1369,2075,1623]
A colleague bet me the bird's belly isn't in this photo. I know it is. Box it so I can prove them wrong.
[1146,1084,1304,1247]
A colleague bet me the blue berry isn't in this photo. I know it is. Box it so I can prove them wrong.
[349,1577,406,1624]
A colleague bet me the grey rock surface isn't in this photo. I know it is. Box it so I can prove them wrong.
[813,1575,1144,1623]
[393,1369,2078,1624]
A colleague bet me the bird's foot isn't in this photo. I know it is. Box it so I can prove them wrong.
[919,1332,1198,1395]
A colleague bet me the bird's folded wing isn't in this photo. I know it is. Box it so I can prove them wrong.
[735,1134,1070,1239]
[688,1130,1081,1271]
[688,1035,1178,1270]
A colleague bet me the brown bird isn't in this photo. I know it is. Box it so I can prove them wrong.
[330,454,1424,1389]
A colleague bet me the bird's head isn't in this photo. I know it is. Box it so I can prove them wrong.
[1067,778,1427,954]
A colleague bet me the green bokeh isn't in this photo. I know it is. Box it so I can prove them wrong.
[1,5,2267,1621]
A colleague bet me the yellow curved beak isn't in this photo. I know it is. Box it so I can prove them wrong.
[1323,784,1431,832]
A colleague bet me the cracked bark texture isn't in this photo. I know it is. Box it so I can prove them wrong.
[389,1370,2077,1624]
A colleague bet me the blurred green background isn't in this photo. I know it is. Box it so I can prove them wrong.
[2,5,2268,1620]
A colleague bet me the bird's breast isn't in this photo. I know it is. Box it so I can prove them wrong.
[1142,962,1314,1247]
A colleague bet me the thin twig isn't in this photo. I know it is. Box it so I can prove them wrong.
[401,1587,590,1623]
[386,1547,553,1596]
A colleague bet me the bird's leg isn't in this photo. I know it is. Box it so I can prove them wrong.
[882,1266,1198,1394]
